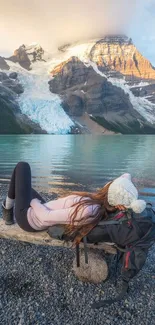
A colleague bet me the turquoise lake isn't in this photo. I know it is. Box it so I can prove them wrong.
[0,135,155,201]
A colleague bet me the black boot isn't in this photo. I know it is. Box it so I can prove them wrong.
[2,201,14,225]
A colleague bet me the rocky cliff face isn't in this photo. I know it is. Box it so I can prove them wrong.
[0,71,24,94]
[49,57,155,134]
[7,44,45,70]
[89,35,155,80]
[0,57,10,70]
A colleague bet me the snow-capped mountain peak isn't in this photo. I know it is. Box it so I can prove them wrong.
[1,35,155,135]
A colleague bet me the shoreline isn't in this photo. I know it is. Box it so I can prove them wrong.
[0,184,155,324]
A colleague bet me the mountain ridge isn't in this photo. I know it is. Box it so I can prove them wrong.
[1,35,155,134]
[2,35,155,80]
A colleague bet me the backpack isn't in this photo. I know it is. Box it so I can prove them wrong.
[47,203,155,308]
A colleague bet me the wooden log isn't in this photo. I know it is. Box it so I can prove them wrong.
[0,220,117,254]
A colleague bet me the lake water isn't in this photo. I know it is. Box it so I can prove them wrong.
[0,135,155,201]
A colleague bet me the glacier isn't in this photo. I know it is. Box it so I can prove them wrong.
[5,60,74,134]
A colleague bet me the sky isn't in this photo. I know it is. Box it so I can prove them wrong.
[0,0,155,65]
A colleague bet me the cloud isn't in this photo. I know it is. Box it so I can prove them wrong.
[0,0,137,55]
[130,0,155,65]
[0,0,154,65]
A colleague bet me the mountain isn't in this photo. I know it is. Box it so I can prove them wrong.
[1,35,155,134]
[89,35,155,80]
[49,56,155,134]
[6,43,48,70]
[48,35,155,133]
[0,56,10,70]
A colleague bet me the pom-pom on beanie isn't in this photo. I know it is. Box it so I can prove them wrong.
[108,173,146,213]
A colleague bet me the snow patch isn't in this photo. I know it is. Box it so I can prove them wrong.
[90,61,107,78]
[130,81,149,88]
[64,40,97,62]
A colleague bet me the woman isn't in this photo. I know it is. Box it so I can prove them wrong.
[3,162,153,308]
[2,161,146,242]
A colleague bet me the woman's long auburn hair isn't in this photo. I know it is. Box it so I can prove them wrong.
[64,181,118,244]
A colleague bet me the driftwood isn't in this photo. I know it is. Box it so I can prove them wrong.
[0,220,117,255]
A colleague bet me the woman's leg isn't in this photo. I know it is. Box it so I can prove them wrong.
[31,188,45,204]
[6,162,45,232]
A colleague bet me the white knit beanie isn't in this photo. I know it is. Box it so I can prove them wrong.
[108,173,146,213]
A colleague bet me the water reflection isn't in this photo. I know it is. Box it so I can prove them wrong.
[0,135,155,196]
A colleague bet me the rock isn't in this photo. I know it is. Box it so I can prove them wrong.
[131,83,155,103]
[0,84,24,134]
[58,43,72,52]
[62,94,84,116]
[9,72,18,79]
[50,56,88,92]
[2,79,24,95]
[0,72,9,82]
[0,83,16,100]
[7,45,31,70]
[73,250,108,283]
[0,57,10,70]
[16,114,47,134]
[89,35,155,80]
[7,44,45,70]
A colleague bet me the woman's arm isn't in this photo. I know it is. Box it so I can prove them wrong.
[30,198,97,227]
[44,195,81,210]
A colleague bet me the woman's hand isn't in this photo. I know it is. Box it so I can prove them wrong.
[117,205,126,210]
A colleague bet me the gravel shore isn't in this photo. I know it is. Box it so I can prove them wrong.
[0,185,155,325]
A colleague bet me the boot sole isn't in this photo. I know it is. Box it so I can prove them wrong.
[4,220,14,225]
